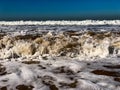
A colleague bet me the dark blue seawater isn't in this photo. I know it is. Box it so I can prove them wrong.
[0,0,120,20]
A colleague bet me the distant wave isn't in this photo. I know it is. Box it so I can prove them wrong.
[0,20,120,25]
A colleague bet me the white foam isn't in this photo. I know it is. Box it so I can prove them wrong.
[0,22,120,90]
[0,20,120,25]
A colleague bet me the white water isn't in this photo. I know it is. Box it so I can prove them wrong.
[0,20,120,25]
[0,21,120,90]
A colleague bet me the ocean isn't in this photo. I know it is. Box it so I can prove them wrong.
[0,20,120,90]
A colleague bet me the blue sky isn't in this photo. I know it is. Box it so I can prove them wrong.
[0,0,120,20]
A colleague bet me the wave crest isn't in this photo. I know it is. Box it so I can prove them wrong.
[0,31,120,59]
[0,20,120,25]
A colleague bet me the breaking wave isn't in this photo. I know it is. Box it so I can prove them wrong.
[0,31,120,59]
[0,20,120,25]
